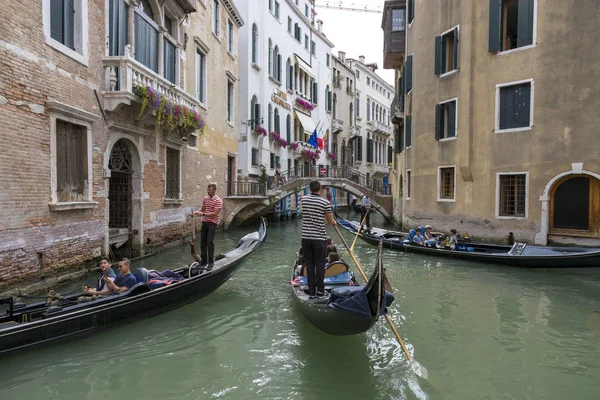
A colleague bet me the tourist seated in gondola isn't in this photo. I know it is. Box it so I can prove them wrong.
[325,252,341,267]
[423,225,438,247]
[326,244,338,256]
[448,229,458,250]
[412,229,425,246]
[104,258,137,294]
[78,257,117,302]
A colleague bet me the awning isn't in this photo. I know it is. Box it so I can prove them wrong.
[295,55,315,79]
[295,111,316,134]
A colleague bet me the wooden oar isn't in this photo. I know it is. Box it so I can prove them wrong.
[190,213,200,262]
[350,208,370,252]
[334,224,427,377]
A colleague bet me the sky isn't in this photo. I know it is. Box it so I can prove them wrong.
[314,1,395,86]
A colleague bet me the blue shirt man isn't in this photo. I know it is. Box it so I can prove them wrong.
[105,259,137,293]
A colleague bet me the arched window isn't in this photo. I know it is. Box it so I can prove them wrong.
[268,103,273,132]
[268,39,273,75]
[286,114,291,142]
[286,58,291,89]
[333,93,337,118]
[325,85,331,112]
[273,46,281,81]
[252,24,258,64]
[250,95,258,129]
[367,98,371,120]
[341,139,346,165]
[274,108,280,133]
[349,102,353,127]
[372,102,376,122]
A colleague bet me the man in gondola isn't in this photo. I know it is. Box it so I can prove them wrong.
[301,180,337,299]
[193,182,223,269]
[360,191,372,233]
[78,258,117,302]
[105,258,137,294]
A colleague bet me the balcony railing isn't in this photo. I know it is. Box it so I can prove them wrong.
[372,121,393,136]
[226,181,266,197]
[349,125,360,138]
[332,118,344,133]
[102,54,200,112]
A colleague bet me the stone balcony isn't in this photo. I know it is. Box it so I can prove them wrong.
[332,118,344,133]
[372,121,393,136]
[348,125,360,138]
[102,53,199,113]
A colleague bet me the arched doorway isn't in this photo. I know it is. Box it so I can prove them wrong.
[551,175,600,235]
[109,140,133,231]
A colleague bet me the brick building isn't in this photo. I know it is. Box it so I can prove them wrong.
[0,0,243,287]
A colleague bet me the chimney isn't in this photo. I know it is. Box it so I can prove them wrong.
[359,55,366,64]
[317,19,323,33]
[338,51,346,62]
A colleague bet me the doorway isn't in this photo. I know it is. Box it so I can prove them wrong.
[108,140,133,253]
[551,175,600,235]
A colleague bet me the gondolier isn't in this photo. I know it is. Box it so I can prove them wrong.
[361,191,372,232]
[301,180,337,299]
[193,182,223,269]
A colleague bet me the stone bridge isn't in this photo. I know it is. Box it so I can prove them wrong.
[222,166,393,229]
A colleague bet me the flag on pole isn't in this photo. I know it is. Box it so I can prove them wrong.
[307,127,318,148]
[317,125,324,150]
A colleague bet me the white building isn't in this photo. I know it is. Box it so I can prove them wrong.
[347,56,395,183]
[237,0,334,183]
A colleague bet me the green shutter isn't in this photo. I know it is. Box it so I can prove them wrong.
[499,86,515,130]
[434,36,442,75]
[434,104,441,140]
[405,55,413,93]
[408,0,414,23]
[255,103,261,127]
[518,0,534,47]
[489,0,501,52]
[453,28,459,70]
[328,91,332,111]
[252,29,257,63]
[109,0,128,56]
[50,0,64,43]
[515,84,531,128]
[64,0,75,49]
[448,101,456,137]
[405,116,412,147]
[277,54,282,81]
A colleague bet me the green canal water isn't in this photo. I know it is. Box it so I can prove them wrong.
[1,212,600,399]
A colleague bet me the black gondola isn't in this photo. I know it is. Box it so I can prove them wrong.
[0,218,267,357]
[336,214,600,268]
[290,242,394,335]
[353,203,362,213]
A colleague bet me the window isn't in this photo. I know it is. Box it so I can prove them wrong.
[326,53,330,67]
[251,148,259,166]
[164,16,176,84]
[45,0,89,64]
[392,9,405,31]
[54,119,88,202]
[311,41,316,56]
[251,24,258,63]
[294,23,301,41]
[405,115,412,147]
[355,97,360,117]
[435,99,457,140]
[367,77,370,85]
[312,82,318,104]
[438,166,455,201]
[250,95,260,129]
[268,39,273,75]
[286,114,291,142]
[274,1,280,18]
[196,49,207,104]
[270,152,275,169]
[133,1,158,72]
[408,0,414,24]
[226,80,234,122]
[165,147,181,199]
[304,35,309,50]
[406,170,411,199]
[367,98,371,120]
[435,27,458,75]
[497,173,527,218]
[395,125,404,153]
[212,0,220,37]
[274,108,280,133]
[495,79,533,132]
[305,4,309,17]
[489,0,535,52]
[269,0,273,11]
[227,19,234,53]
[268,104,273,132]
[405,55,413,93]
[326,86,332,112]
[288,17,292,33]
[356,70,360,79]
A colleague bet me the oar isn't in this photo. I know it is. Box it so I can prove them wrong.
[190,212,200,262]
[334,224,427,377]
[350,208,370,252]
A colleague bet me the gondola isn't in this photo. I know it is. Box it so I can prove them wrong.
[0,218,267,357]
[336,214,600,268]
[290,241,394,335]
[353,203,362,213]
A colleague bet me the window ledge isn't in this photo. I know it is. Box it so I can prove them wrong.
[494,126,533,134]
[287,88,295,95]
[251,63,261,71]
[498,44,536,56]
[437,199,456,203]
[269,76,282,86]
[45,37,88,67]
[227,120,235,128]
[440,69,458,78]
[212,32,222,43]
[198,101,208,111]
[163,198,184,205]
[227,51,236,61]
[439,136,458,142]
[495,215,527,220]
[49,201,98,212]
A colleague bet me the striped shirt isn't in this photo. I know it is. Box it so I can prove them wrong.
[361,195,371,208]
[202,195,223,224]
[301,193,332,240]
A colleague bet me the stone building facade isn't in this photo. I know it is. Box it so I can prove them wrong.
[0,0,242,287]
[330,52,356,169]
[386,0,600,245]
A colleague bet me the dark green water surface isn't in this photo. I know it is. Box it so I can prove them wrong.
[1,213,599,399]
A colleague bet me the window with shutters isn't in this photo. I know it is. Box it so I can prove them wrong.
[226,80,234,123]
[408,0,414,24]
[294,23,301,42]
[326,86,332,112]
[196,49,207,104]
[311,41,316,56]
[392,9,405,31]
[435,98,457,141]
[251,148,259,166]
[326,53,330,67]
[212,0,220,37]
[268,104,273,132]
[495,79,533,132]
[274,108,280,133]
[134,1,159,72]
[305,35,309,50]
[489,0,535,53]
[312,82,318,105]
[165,147,181,199]
[227,19,234,54]
[406,170,411,199]
[44,0,89,65]
[270,152,275,169]
[286,115,291,142]
[438,166,455,201]
[405,55,413,93]
[395,125,404,153]
[55,120,88,202]
[288,17,292,33]
[405,115,412,148]
[164,16,177,84]
[250,96,261,129]
[251,24,258,64]
[435,27,459,76]
[496,173,528,218]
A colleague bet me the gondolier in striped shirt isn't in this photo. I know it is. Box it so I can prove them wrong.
[301,180,337,299]
[193,182,223,269]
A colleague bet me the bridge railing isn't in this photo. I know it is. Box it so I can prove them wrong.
[226,181,266,197]
[273,165,392,195]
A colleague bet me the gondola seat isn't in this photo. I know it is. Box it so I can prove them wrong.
[132,268,148,284]
[324,261,350,276]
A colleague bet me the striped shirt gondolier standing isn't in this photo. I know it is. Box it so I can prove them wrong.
[361,191,372,232]
[301,180,337,299]
[193,182,223,268]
